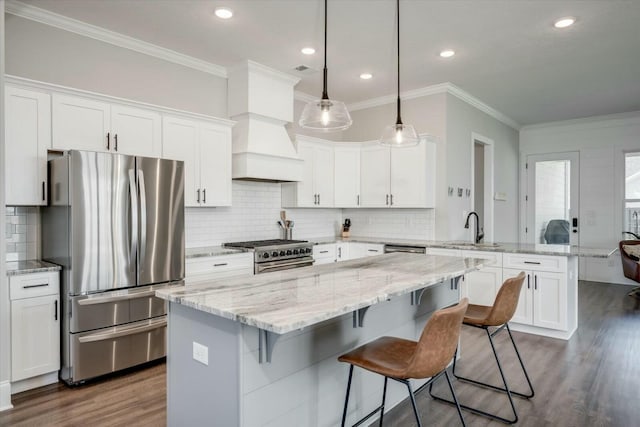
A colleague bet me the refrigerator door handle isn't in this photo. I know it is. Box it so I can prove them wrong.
[77,318,166,343]
[138,169,147,265]
[128,169,139,267]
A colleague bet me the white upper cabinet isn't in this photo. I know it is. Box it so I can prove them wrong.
[5,86,51,206]
[360,139,436,208]
[52,94,161,157]
[334,145,361,208]
[110,105,161,157]
[360,145,390,207]
[282,137,334,208]
[162,115,232,207]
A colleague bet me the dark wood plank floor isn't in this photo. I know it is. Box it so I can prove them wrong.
[1,281,638,426]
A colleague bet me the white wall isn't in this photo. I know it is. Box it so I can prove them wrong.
[520,111,640,284]
[4,15,227,117]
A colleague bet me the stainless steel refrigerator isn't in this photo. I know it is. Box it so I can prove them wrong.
[41,150,184,385]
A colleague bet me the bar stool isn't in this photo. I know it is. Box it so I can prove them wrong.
[338,298,469,427]
[430,272,534,424]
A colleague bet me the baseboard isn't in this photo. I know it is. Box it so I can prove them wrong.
[11,372,59,395]
[0,380,13,412]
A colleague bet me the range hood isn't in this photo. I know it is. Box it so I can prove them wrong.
[228,60,303,182]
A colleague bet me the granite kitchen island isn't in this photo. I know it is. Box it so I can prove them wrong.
[156,253,488,427]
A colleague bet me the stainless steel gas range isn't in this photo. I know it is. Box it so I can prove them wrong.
[223,239,314,274]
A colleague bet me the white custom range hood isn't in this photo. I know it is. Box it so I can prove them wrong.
[228,61,303,182]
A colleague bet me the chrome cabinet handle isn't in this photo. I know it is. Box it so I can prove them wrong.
[203,189,206,203]
[197,189,201,203]
[367,249,379,252]
[357,195,360,206]
[338,247,342,258]
[114,134,118,151]
[213,263,228,267]
[318,194,320,205]
[524,261,541,265]
[106,132,110,150]
[386,194,389,205]
[527,274,530,289]
[42,181,45,201]
[390,194,394,206]
[319,250,329,254]
[534,275,538,290]
[54,300,58,321]
[23,283,48,289]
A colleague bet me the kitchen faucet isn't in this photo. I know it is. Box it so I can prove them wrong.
[464,211,484,243]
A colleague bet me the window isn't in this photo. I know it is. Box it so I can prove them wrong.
[624,152,640,236]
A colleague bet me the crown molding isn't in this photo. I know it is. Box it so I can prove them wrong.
[5,0,227,78]
[347,82,520,130]
[228,60,300,86]
[520,110,640,133]
[294,91,317,103]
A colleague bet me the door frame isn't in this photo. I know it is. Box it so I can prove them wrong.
[470,133,495,242]
[522,151,580,245]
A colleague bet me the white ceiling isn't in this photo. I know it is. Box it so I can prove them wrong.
[16,0,640,126]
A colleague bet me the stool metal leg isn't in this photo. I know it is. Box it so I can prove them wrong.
[443,370,466,427]
[341,365,354,427]
[379,377,388,426]
[404,380,423,427]
[453,324,534,399]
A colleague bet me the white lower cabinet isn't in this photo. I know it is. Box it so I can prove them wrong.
[336,242,350,262]
[313,244,337,265]
[503,256,568,331]
[348,243,384,259]
[460,250,503,306]
[10,272,60,385]
[186,253,254,285]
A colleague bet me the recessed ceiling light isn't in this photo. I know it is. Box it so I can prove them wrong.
[554,17,575,28]
[301,47,316,55]
[439,49,455,58]
[360,73,373,80]
[214,7,233,19]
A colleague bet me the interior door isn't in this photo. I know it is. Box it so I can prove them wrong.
[525,152,580,245]
[137,157,185,285]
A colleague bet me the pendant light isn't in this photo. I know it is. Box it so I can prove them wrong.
[299,0,352,132]
[379,0,419,147]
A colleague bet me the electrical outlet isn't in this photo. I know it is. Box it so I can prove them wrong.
[193,341,209,366]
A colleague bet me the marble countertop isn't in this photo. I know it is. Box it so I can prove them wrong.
[6,260,62,276]
[309,236,615,258]
[186,246,248,259]
[156,253,488,335]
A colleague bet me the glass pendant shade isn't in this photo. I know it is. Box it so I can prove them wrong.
[379,122,419,146]
[299,98,352,132]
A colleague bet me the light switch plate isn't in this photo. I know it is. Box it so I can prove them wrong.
[193,341,209,366]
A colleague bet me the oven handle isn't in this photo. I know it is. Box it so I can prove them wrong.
[77,289,156,305]
[78,318,166,343]
[257,258,315,273]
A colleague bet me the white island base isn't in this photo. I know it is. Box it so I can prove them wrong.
[166,282,458,427]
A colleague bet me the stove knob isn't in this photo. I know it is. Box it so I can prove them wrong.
[293,249,299,255]
[305,248,312,254]
[272,251,279,257]
[286,250,292,255]
[279,251,285,256]
[263,252,269,259]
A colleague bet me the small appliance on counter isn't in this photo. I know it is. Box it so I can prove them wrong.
[341,218,351,237]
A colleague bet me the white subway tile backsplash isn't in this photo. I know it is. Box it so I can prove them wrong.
[342,209,435,240]
[5,206,39,261]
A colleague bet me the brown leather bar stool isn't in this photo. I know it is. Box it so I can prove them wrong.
[338,298,469,427]
[430,272,534,424]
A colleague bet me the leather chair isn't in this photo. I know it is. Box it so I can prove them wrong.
[619,240,640,298]
[338,299,469,427]
[430,272,534,424]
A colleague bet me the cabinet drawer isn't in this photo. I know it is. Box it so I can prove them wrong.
[503,253,567,273]
[461,250,503,267]
[186,253,253,276]
[10,272,60,300]
[426,248,461,257]
[313,244,337,260]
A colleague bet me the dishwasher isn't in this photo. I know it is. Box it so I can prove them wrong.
[384,244,427,254]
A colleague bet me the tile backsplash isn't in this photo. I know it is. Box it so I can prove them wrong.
[342,208,435,240]
[6,207,39,261]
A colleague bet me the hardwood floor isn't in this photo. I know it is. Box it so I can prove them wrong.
[1,281,639,426]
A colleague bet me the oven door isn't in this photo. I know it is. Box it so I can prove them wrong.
[255,257,315,274]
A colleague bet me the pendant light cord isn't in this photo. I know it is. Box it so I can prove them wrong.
[396,0,402,125]
[322,0,329,100]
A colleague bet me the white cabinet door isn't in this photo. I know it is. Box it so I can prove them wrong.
[390,141,435,208]
[162,116,200,207]
[199,123,232,207]
[504,268,534,325]
[463,267,502,306]
[296,142,316,207]
[349,243,384,259]
[334,146,360,208]
[52,94,111,152]
[360,145,390,207]
[314,144,334,207]
[11,294,60,381]
[533,271,567,330]
[5,86,51,205]
[336,242,350,261]
[110,104,161,157]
